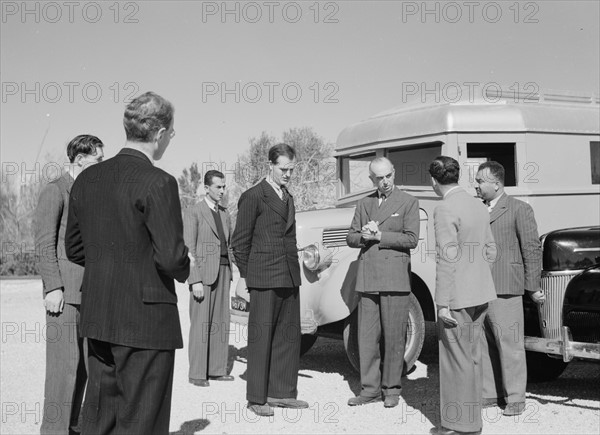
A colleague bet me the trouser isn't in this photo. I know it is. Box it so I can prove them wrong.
[188,265,231,380]
[81,339,175,435]
[41,303,87,435]
[246,287,301,404]
[438,304,488,433]
[481,295,527,405]
[358,292,410,398]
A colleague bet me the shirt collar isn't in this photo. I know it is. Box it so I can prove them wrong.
[266,176,283,198]
[487,192,503,210]
[204,196,218,212]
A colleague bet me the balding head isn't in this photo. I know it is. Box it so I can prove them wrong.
[369,157,395,196]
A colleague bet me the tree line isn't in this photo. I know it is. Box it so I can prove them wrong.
[1,127,336,276]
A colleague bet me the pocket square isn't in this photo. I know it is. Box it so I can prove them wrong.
[391,213,400,217]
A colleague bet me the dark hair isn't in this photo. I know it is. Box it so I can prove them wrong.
[429,156,460,185]
[66,134,104,163]
[478,161,505,184]
[204,170,225,186]
[123,91,174,143]
[268,143,296,164]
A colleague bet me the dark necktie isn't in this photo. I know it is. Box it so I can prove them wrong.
[379,193,386,207]
[281,186,290,204]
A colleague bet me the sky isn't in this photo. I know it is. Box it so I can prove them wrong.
[1,0,599,182]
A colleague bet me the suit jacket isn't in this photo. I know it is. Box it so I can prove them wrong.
[65,148,190,350]
[346,187,420,292]
[434,187,497,310]
[232,179,301,289]
[34,171,84,304]
[183,200,234,286]
[489,193,541,295]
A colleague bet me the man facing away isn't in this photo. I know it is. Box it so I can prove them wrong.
[475,161,544,416]
[66,91,190,434]
[429,156,497,435]
[232,143,308,417]
[184,170,235,387]
[346,157,420,408]
[35,134,104,434]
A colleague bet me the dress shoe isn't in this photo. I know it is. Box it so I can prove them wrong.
[189,379,210,387]
[209,375,235,381]
[384,395,400,408]
[267,397,309,409]
[247,402,274,417]
[503,401,526,416]
[430,426,481,435]
[482,397,506,408]
[347,395,382,406]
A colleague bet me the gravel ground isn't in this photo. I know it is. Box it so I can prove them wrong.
[1,278,599,434]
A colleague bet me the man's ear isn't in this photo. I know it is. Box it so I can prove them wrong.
[155,127,167,142]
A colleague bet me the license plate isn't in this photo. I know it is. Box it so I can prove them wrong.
[231,296,249,312]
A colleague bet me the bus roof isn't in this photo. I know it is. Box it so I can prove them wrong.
[336,91,600,153]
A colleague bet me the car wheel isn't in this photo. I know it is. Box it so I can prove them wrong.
[526,351,569,382]
[343,293,425,374]
[300,334,318,356]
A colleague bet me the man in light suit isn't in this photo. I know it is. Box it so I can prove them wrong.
[232,143,307,417]
[66,92,189,434]
[430,156,497,435]
[346,157,419,408]
[184,170,235,387]
[475,161,544,416]
[35,134,104,434]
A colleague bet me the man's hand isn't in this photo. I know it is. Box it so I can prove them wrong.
[437,306,458,327]
[44,289,65,314]
[190,283,204,302]
[528,289,545,304]
[361,221,381,241]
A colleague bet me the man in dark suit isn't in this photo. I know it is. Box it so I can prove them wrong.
[346,157,419,408]
[232,143,307,417]
[184,170,235,387]
[430,156,497,435]
[66,92,190,434]
[35,134,104,434]
[475,161,544,416]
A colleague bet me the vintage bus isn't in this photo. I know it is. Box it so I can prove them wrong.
[231,89,600,379]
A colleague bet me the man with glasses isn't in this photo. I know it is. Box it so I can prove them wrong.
[66,91,189,434]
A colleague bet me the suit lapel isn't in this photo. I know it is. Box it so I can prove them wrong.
[285,194,295,232]
[260,180,288,221]
[374,187,400,225]
[366,192,379,222]
[490,193,509,223]
[199,200,219,238]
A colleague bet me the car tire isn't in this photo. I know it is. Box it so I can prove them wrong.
[526,351,569,382]
[343,293,425,374]
[300,334,318,356]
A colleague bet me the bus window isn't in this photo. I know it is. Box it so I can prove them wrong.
[467,143,517,186]
[339,152,376,194]
[387,143,442,186]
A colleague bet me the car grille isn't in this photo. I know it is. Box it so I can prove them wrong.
[539,271,578,339]
[564,311,600,343]
[322,228,349,248]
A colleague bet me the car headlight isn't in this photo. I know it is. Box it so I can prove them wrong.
[301,244,320,271]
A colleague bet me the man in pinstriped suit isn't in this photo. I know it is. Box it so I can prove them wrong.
[184,170,235,387]
[35,134,104,434]
[475,161,544,416]
[66,92,189,434]
[232,143,307,417]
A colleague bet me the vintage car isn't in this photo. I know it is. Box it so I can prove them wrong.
[231,88,600,376]
[524,226,600,380]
